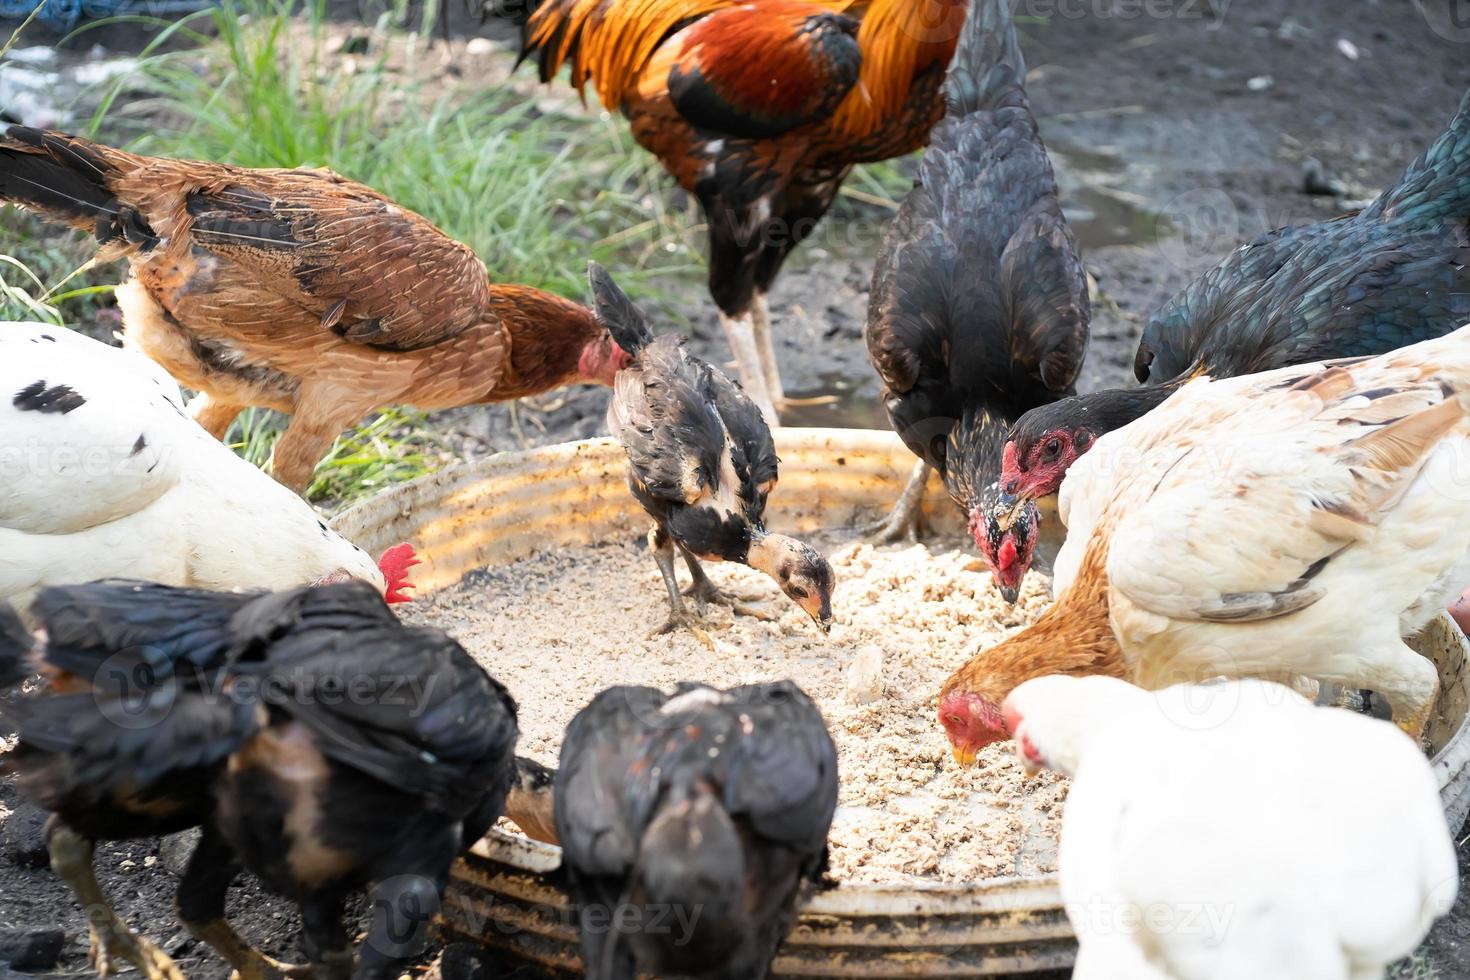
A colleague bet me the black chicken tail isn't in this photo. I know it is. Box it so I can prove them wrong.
[944,0,1028,119]
[1367,87,1470,227]
[29,581,261,687]
[587,261,654,356]
[0,602,32,688]
[0,127,156,249]
[5,686,261,811]
[631,782,744,961]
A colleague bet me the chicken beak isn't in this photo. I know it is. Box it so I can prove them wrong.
[994,492,1030,532]
[811,611,832,635]
[1020,755,1043,777]
[949,743,979,768]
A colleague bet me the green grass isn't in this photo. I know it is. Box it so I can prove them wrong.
[101,0,696,298]
[228,405,444,507]
[2,0,915,503]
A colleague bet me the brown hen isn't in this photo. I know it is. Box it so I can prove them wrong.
[0,126,631,492]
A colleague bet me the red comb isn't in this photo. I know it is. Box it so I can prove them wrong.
[379,543,421,604]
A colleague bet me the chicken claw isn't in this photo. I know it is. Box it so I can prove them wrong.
[858,460,929,545]
[649,610,717,650]
[48,826,186,980]
[86,913,185,980]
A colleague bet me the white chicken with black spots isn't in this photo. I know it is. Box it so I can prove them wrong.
[0,322,417,615]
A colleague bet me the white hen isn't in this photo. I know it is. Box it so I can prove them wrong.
[0,323,417,614]
[1049,324,1470,735]
[1005,675,1457,980]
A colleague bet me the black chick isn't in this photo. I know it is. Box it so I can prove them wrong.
[591,262,835,646]
[863,0,1088,594]
[554,681,838,980]
[2,580,519,980]
[0,581,344,980]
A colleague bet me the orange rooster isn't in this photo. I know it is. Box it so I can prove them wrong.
[0,127,633,493]
[517,0,968,422]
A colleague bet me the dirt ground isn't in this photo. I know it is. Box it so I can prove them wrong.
[1,0,1468,977]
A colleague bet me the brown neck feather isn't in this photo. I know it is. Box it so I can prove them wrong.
[483,285,602,400]
[942,532,1124,706]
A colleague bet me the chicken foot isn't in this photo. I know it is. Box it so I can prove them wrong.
[647,526,715,650]
[718,310,780,427]
[47,824,186,980]
[177,826,314,980]
[857,460,931,545]
[680,548,781,621]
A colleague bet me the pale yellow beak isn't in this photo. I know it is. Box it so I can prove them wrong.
[949,743,979,768]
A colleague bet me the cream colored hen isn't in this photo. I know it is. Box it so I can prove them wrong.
[941,327,1470,760]
[1052,325,1470,736]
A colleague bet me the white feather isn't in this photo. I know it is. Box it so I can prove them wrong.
[0,322,384,615]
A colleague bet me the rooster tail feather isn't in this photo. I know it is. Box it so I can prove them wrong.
[944,0,1027,118]
[1367,87,1470,226]
[0,127,151,245]
[587,261,654,355]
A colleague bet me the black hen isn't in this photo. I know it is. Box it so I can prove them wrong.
[998,87,1470,547]
[2,580,518,980]
[591,262,835,646]
[863,0,1088,603]
[555,681,838,980]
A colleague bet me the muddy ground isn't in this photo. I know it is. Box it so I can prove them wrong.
[1,0,1468,977]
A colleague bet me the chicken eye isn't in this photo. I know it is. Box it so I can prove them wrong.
[1041,437,1062,460]
[789,586,808,600]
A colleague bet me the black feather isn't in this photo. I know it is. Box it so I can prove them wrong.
[587,261,653,355]
[0,127,122,229]
[0,602,31,687]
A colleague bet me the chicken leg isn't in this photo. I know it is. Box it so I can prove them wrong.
[859,460,931,545]
[680,546,780,621]
[751,291,785,412]
[47,824,185,980]
[718,311,779,426]
[190,392,246,441]
[647,525,715,650]
[177,826,312,980]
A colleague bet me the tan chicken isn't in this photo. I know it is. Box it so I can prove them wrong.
[940,325,1470,764]
[0,126,632,492]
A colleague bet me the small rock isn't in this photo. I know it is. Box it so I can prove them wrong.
[2,803,50,869]
[438,942,491,980]
[1246,75,1274,92]
[1336,38,1360,60]
[464,37,496,57]
[0,927,64,970]
[158,828,200,877]
[845,645,884,705]
[119,859,136,870]
[1302,158,1345,197]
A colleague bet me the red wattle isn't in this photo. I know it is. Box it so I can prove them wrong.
[997,536,1018,573]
